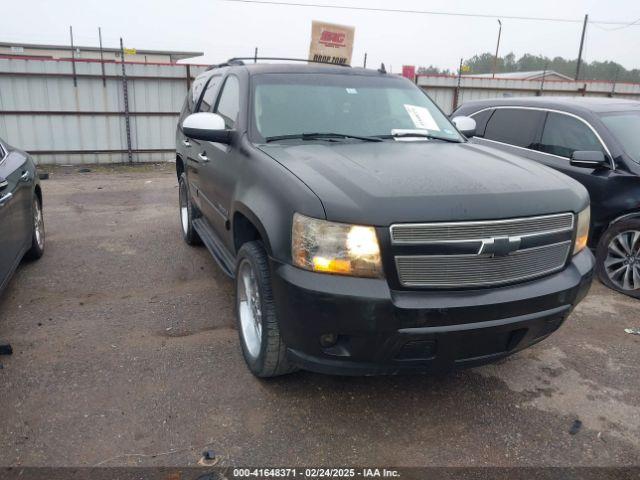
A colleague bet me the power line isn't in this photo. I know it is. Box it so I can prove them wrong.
[217,0,640,26]
[592,16,640,31]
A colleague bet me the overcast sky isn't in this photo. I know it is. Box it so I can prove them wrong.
[3,0,640,72]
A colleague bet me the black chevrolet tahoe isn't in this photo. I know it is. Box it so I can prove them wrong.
[175,59,594,377]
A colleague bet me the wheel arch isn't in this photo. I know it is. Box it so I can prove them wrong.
[608,210,640,228]
[34,183,43,205]
[232,203,274,257]
[176,154,185,180]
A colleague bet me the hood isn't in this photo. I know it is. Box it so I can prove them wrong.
[258,140,589,226]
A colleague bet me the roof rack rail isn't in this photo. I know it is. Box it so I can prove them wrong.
[205,59,245,71]
[226,57,351,67]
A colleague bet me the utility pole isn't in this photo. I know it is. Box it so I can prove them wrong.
[254,47,258,63]
[69,26,77,87]
[363,52,367,68]
[492,19,502,78]
[454,58,464,110]
[575,14,588,81]
[610,66,620,97]
[120,38,133,164]
[98,27,106,87]
[539,62,548,96]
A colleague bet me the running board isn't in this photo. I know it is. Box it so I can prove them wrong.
[192,218,236,278]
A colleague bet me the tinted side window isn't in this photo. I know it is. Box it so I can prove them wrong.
[179,97,190,121]
[198,76,222,113]
[484,109,544,148]
[539,112,603,158]
[469,109,494,137]
[189,77,207,111]
[215,76,240,128]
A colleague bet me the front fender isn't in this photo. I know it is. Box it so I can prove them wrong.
[231,145,325,263]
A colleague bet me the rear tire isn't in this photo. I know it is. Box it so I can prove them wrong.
[235,241,298,377]
[596,219,640,299]
[25,196,44,260]
[178,173,201,245]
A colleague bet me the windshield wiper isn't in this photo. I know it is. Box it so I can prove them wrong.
[379,130,462,143]
[265,132,382,143]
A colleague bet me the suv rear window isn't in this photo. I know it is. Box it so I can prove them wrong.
[484,108,544,148]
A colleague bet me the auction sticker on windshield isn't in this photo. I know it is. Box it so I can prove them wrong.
[404,104,440,131]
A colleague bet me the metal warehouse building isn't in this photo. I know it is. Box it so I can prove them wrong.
[0,41,203,64]
[1,45,639,165]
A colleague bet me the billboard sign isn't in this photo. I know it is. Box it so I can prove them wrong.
[308,20,355,66]
[402,65,416,80]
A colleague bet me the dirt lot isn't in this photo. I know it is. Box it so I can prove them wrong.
[0,164,639,467]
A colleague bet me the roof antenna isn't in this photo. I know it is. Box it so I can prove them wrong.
[378,63,387,74]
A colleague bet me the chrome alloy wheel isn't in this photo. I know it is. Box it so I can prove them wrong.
[605,230,640,291]
[237,259,263,359]
[179,180,189,235]
[34,199,44,250]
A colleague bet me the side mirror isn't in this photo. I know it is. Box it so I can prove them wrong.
[570,150,608,169]
[0,177,7,191]
[451,116,476,137]
[182,112,232,144]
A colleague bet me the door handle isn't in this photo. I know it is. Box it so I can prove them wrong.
[198,152,209,162]
[183,139,191,147]
[0,192,13,207]
[20,171,30,182]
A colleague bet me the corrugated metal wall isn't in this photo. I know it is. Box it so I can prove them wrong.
[0,57,206,164]
[2,57,640,164]
[418,75,640,114]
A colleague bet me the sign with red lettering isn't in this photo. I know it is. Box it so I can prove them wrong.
[402,65,416,80]
[309,20,355,66]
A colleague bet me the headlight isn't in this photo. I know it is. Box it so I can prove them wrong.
[291,213,383,278]
[573,206,590,255]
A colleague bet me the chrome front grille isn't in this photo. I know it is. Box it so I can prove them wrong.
[390,213,574,244]
[390,213,575,288]
[396,241,571,287]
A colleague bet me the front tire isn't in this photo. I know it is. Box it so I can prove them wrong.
[596,219,640,299]
[235,241,298,377]
[25,195,44,260]
[178,173,201,245]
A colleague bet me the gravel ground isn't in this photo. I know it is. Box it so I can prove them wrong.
[0,164,639,467]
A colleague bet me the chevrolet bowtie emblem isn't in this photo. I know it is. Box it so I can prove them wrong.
[479,236,522,257]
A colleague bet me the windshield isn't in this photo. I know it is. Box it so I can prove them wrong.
[250,73,463,142]
[600,110,640,163]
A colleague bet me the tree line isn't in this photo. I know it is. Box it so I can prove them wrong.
[417,52,640,83]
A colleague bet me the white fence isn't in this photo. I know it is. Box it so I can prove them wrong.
[0,56,206,164]
[2,57,640,164]
[419,74,640,115]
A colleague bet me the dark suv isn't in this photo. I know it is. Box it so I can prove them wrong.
[175,60,593,377]
[453,97,640,298]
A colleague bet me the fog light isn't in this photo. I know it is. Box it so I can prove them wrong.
[319,333,338,347]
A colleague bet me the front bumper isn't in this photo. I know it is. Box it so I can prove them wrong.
[270,249,595,375]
